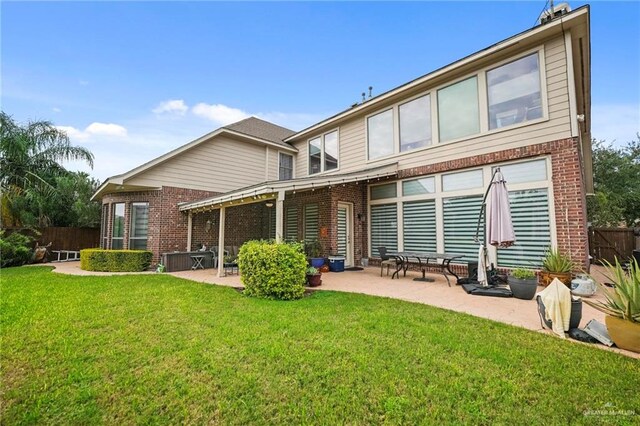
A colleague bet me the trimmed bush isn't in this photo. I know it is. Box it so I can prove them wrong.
[0,231,34,268]
[237,240,307,300]
[80,249,152,272]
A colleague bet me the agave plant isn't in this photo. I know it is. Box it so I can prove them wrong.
[541,247,574,273]
[584,258,640,323]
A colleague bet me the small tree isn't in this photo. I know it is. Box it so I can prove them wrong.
[237,240,307,300]
[588,136,640,227]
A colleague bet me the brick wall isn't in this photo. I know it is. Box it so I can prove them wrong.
[396,137,589,269]
[99,137,588,271]
[101,186,219,264]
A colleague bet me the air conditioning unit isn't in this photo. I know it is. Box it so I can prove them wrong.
[538,2,571,25]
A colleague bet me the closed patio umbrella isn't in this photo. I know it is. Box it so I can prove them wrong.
[487,170,515,248]
[474,168,515,286]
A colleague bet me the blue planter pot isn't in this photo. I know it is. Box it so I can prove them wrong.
[310,258,325,268]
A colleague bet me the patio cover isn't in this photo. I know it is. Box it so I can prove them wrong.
[178,162,398,212]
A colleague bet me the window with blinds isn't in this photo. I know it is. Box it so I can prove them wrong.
[403,200,436,252]
[285,207,297,242]
[337,207,347,257]
[304,204,319,244]
[443,195,484,263]
[371,204,398,253]
[129,202,149,250]
[111,203,125,249]
[498,189,550,268]
[101,204,109,249]
[268,207,276,240]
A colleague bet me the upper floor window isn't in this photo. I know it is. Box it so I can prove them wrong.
[367,109,394,160]
[400,94,431,152]
[487,53,542,130]
[308,130,339,175]
[279,153,293,180]
[438,76,479,142]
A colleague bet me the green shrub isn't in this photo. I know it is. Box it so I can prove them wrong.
[237,240,307,300]
[511,268,536,280]
[0,231,34,268]
[80,249,152,272]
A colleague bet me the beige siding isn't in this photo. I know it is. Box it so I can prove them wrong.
[294,36,572,177]
[267,148,279,181]
[127,135,267,192]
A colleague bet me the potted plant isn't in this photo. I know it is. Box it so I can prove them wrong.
[583,258,640,353]
[305,239,325,269]
[539,247,574,287]
[306,266,322,287]
[508,267,537,300]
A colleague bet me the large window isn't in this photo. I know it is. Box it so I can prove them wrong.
[129,202,149,250]
[487,53,542,130]
[371,204,397,252]
[368,159,553,265]
[399,95,431,152]
[285,207,298,242]
[308,130,339,175]
[498,189,550,268]
[367,109,394,160]
[443,195,484,263]
[101,204,109,249]
[111,203,125,249]
[438,76,480,142]
[403,200,436,252]
[304,204,319,245]
[279,153,293,180]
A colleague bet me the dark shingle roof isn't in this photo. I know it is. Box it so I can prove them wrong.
[224,117,296,147]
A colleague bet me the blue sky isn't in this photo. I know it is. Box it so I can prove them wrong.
[2,1,639,181]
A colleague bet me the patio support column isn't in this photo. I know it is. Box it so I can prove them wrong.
[217,206,226,278]
[187,211,193,251]
[275,190,285,242]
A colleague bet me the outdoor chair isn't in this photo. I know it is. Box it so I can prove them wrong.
[377,246,398,277]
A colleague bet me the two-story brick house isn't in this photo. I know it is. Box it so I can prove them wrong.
[93,5,592,276]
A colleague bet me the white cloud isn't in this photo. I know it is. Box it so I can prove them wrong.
[592,103,640,146]
[56,122,128,141]
[152,99,189,115]
[85,122,128,137]
[192,103,250,125]
[79,80,89,86]
[52,107,61,113]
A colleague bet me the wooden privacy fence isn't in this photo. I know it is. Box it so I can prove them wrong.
[588,227,637,264]
[2,227,100,251]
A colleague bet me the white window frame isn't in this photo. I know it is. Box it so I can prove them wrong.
[129,202,149,250]
[367,156,556,262]
[307,128,340,175]
[363,46,548,163]
[278,152,294,180]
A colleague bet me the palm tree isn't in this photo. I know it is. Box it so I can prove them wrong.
[0,112,94,227]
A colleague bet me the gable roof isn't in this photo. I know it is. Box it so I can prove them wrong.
[224,117,296,147]
[91,117,297,200]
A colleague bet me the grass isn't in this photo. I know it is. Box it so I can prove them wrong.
[1,267,639,425]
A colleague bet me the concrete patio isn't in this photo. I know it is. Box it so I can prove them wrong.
[49,261,638,358]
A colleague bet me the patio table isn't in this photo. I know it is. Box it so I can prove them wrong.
[387,251,464,287]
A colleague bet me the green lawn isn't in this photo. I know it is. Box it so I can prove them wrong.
[1,267,639,425]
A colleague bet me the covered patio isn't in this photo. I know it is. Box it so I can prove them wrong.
[179,163,399,277]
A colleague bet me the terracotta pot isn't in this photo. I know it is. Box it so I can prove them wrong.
[605,316,640,353]
[539,271,572,288]
[306,273,322,287]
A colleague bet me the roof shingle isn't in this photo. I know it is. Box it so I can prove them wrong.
[224,117,296,147]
